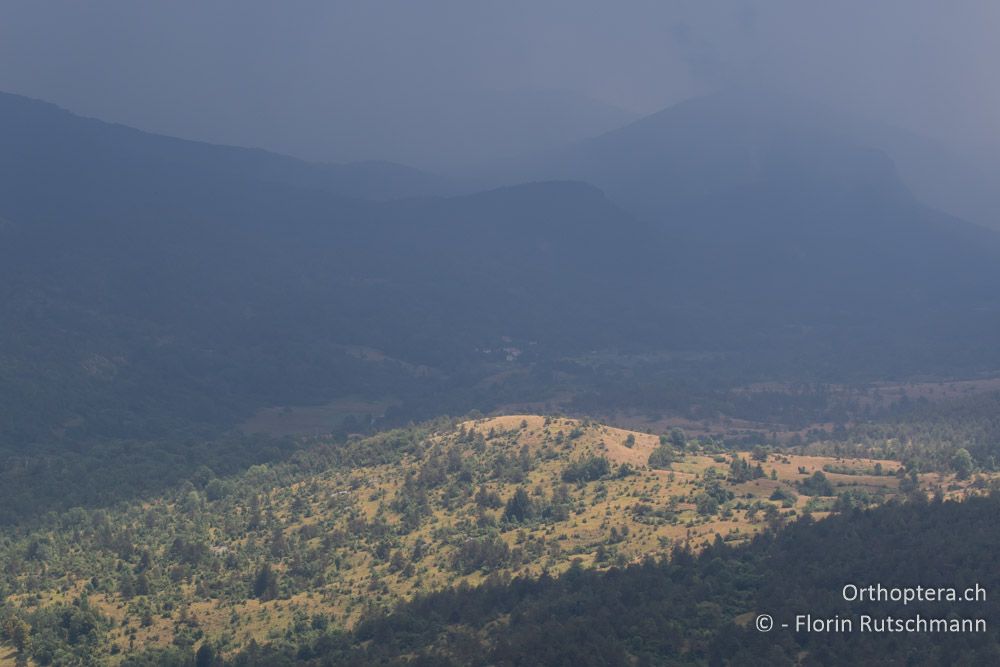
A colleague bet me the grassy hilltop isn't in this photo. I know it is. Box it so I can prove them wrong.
[2,415,991,664]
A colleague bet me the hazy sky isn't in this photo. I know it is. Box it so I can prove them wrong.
[2,1,998,167]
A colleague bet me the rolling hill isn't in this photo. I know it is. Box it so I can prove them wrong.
[2,414,983,664]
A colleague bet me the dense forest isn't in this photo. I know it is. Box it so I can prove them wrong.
[810,391,1000,472]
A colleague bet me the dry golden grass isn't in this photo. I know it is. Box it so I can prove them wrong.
[4,415,990,663]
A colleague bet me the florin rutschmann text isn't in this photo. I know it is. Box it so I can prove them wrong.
[755,583,988,634]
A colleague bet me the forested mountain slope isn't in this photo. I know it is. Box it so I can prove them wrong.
[2,90,1000,522]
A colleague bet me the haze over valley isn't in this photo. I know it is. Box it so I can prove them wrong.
[2,3,1000,665]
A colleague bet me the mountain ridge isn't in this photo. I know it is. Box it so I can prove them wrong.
[0,90,452,205]
[1,88,999,521]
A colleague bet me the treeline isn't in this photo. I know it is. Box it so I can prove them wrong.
[804,391,1000,474]
[0,432,300,526]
